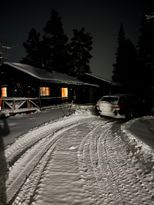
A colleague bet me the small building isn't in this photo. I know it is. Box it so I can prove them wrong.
[80,73,111,100]
[0,62,99,113]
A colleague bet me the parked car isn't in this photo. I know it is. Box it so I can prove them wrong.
[95,94,149,119]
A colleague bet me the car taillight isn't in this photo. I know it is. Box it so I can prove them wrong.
[112,104,120,109]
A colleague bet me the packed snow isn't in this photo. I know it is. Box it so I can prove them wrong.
[122,116,154,155]
[121,116,154,181]
[0,105,154,204]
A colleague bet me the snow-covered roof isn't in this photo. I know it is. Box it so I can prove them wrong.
[85,73,111,84]
[146,12,154,21]
[3,62,99,87]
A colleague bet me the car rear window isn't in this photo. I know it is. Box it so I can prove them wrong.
[101,96,119,103]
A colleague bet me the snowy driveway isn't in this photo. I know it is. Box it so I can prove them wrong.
[1,111,154,204]
[0,105,72,147]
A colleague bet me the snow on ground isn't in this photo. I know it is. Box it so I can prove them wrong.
[5,104,154,172]
[121,116,154,175]
[4,106,96,204]
[5,105,94,162]
[1,104,154,204]
[4,104,154,172]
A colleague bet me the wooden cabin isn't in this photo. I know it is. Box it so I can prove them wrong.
[80,73,111,100]
[0,62,99,114]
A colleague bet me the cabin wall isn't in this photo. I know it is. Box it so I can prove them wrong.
[0,65,40,97]
[0,64,100,107]
[75,86,99,104]
[80,74,111,100]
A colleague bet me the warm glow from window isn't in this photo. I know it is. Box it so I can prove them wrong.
[40,87,50,96]
[61,87,68,98]
[1,87,7,97]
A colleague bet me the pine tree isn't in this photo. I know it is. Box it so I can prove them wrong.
[21,28,42,68]
[112,24,137,89]
[69,28,93,77]
[137,12,154,87]
[112,24,126,83]
[21,10,93,77]
[42,9,69,73]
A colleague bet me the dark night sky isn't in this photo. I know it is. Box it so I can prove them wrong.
[0,0,152,80]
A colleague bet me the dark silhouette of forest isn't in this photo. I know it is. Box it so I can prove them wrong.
[112,11,154,110]
[21,9,93,78]
[21,9,154,107]
[112,12,154,93]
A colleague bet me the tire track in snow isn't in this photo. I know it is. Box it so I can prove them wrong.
[98,123,127,204]
[99,122,154,204]
[5,115,93,166]
[90,121,123,204]
[6,115,95,204]
[78,120,154,205]
[6,115,154,204]
[78,120,115,205]
[33,118,103,205]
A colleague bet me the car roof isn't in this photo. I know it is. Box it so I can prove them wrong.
[102,93,136,97]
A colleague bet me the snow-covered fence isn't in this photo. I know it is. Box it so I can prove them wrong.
[1,97,40,115]
[0,96,70,116]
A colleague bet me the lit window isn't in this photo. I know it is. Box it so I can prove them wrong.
[40,87,50,96]
[61,87,68,98]
[1,87,7,97]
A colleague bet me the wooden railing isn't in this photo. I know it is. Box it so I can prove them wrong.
[0,96,69,115]
[1,97,40,115]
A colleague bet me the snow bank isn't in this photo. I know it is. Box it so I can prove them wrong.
[72,104,95,116]
[121,116,154,174]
